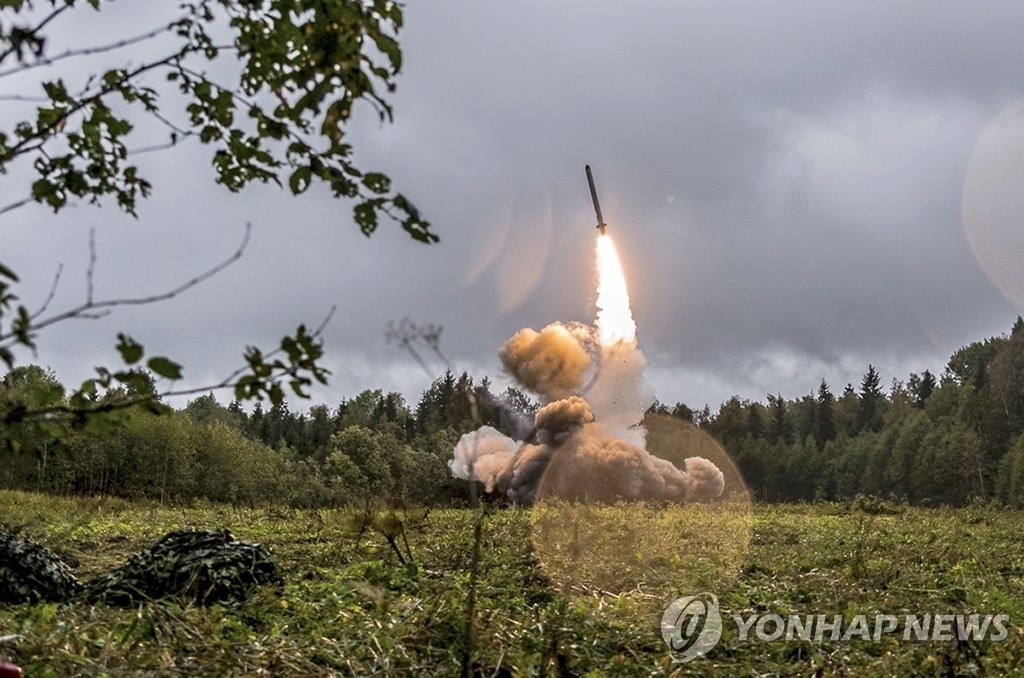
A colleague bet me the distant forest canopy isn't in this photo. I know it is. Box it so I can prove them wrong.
[3,317,1024,508]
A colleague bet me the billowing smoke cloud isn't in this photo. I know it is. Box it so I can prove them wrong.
[498,323,593,401]
[450,426,518,492]
[450,321,725,505]
[535,396,593,445]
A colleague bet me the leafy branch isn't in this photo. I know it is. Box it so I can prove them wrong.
[0,0,440,442]
[0,222,331,436]
[0,0,438,242]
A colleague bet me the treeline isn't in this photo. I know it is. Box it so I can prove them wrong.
[4,318,1024,507]
[681,317,1024,506]
[0,370,536,507]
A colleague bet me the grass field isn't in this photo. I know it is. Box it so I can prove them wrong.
[1,490,1022,676]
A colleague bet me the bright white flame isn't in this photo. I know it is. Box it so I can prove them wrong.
[595,233,636,345]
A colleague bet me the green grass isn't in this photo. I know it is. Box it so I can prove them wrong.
[1,491,1022,676]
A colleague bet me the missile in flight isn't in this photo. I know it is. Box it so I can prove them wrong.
[585,164,607,235]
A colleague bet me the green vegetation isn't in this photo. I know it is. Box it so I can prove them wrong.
[1,0,436,439]
[680,316,1024,506]
[1,491,1021,675]
[7,317,1024,509]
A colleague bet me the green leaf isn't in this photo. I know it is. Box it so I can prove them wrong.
[354,199,381,237]
[288,166,312,195]
[362,172,390,194]
[147,356,182,380]
[116,333,144,365]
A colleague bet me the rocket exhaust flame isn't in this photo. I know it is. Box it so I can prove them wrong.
[595,234,637,346]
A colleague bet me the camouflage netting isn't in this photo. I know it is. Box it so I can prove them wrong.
[85,529,281,606]
[0,529,279,606]
[0,532,82,603]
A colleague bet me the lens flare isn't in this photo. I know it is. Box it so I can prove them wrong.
[962,98,1024,308]
[595,233,637,345]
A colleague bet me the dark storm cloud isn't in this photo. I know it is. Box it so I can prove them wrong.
[5,1,1024,411]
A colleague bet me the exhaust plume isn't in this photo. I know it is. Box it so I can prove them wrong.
[450,233,724,504]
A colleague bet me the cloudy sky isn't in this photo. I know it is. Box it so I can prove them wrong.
[5,1,1024,412]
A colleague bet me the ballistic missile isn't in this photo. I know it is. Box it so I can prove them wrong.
[585,164,607,235]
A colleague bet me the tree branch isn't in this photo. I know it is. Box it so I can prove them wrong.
[0,222,252,345]
[0,21,177,79]
[0,4,71,65]
[387,317,450,376]
[0,197,34,218]
[29,263,62,321]
[1,49,191,165]
[6,303,338,424]
[161,304,337,400]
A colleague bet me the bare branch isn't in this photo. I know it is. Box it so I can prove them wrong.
[86,227,97,306]
[0,93,50,102]
[0,21,176,78]
[149,108,193,138]
[127,138,185,157]
[0,197,33,218]
[29,263,63,321]
[0,222,253,344]
[387,317,449,376]
[95,224,250,309]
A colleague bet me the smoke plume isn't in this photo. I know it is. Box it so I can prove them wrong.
[449,234,725,504]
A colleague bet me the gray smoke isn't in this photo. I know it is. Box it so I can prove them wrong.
[449,320,725,504]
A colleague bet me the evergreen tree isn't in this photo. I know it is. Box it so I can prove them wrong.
[814,380,837,449]
[766,394,791,445]
[746,403,764,440]
[908,370,937,409]
[792,392,817,446]
[305,404,336,459]
[695,405,712,428]
[671,402,695,423]
[855,365,885,434]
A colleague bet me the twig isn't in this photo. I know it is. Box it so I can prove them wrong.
[0,21,175,78]
[86,227,97,305]
[0,4,71,66]
[10,223,252,341]
[1,49,193,165]
[387,317,449,376]
[0,196,33,218]
[29,263,63,321]
[160,304,337,400]
[0,94,51,102]
[6,303,338,423]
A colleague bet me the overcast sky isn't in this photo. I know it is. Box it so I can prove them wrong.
[5,1,1024,412]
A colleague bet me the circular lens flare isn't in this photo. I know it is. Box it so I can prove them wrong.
[530,415,753,623]
[963,98,1024,308]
